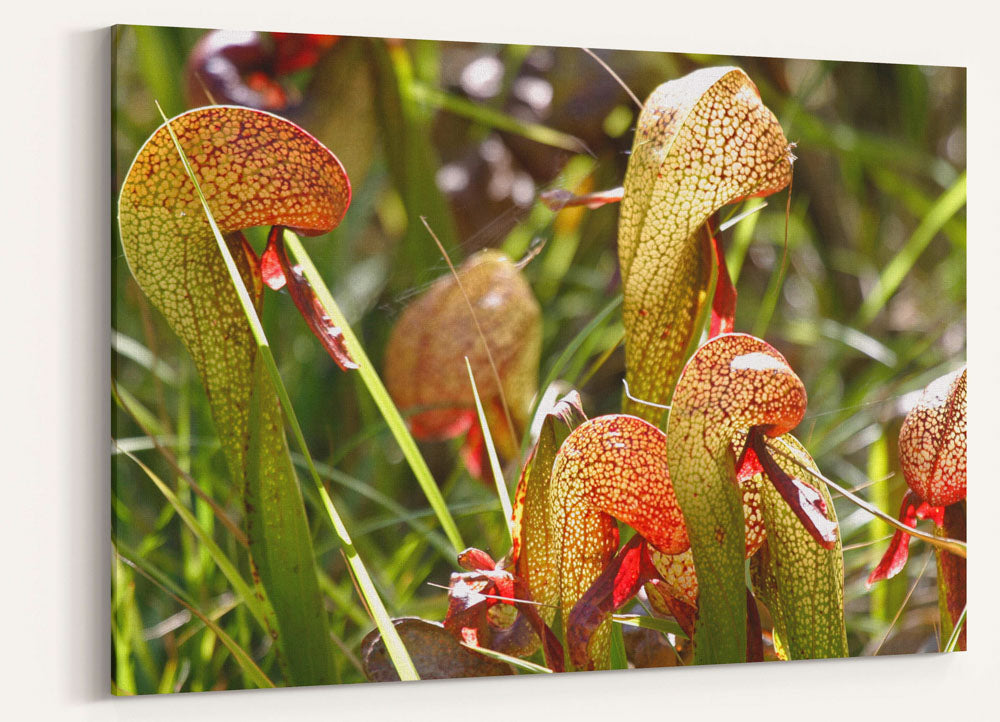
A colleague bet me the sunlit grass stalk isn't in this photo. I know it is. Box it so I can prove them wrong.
[612,613,687,638]
[115,550,276,689]
[609,623,628,670]
[533,295,621,411]
[943,605,967,652]
[576,330,624,389]
[116,445,275,633]
[283,230,465,552]
[113,381,249,546]
[409,82,591,155]
[872,552,932,655]
[293,453,455,561]
[466,358,514,542]
[461,644,553,673]
[157,104,419,681]
[857,173,966,327]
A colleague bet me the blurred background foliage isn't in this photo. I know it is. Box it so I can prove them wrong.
[112,25,966,692]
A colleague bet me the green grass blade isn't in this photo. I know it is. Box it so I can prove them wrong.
[409,82,591,155]
[130,26,185,116]
[466,358,514,542]
[294,454,455,561]
[526,294,623,454]
[116,444,275,634]
[943,605,967,652]
[112,329,179,385]
[867,433,907,624]
[725,200,764,284]
[283,229,465,552]
[116,550,275,689]
[460,644,553,674]
[612,613,688,639]
[112,555,139,694]
[857,173,966,326]
[609,622,628,670]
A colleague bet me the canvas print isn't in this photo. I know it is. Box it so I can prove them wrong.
[111,25,967,693]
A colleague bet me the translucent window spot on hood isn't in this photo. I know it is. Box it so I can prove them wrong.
[730,351,784,373]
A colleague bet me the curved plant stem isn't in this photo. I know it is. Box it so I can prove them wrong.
[581,48,643,110]
[872,552,932,656]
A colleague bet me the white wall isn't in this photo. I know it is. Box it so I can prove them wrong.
[2,1,995,720]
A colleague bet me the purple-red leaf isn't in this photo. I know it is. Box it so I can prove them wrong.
[866,490,944,587]
[442,556,564,672]
[264,227,356,370]
[748,431,838,549]
[566,534,657,670]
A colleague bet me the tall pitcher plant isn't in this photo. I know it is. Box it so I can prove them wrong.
[118,106,425,685]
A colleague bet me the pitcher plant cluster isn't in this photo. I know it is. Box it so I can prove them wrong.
[116,46,967,686]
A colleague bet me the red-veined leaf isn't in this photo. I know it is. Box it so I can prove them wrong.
[384,250,542,470]
[666,333,809,664]
[899,367,967,507]
[118,105,351,685]
[618,67,794,422]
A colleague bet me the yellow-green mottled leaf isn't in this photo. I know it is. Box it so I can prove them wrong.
[510,394,582,627]
[246,358,336,683]
[548,414,687,669]
[666,334,806,665]
[118,106,349,486]
[618,67,793,422]
[118,106,349,685]
[751,435,848,660]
